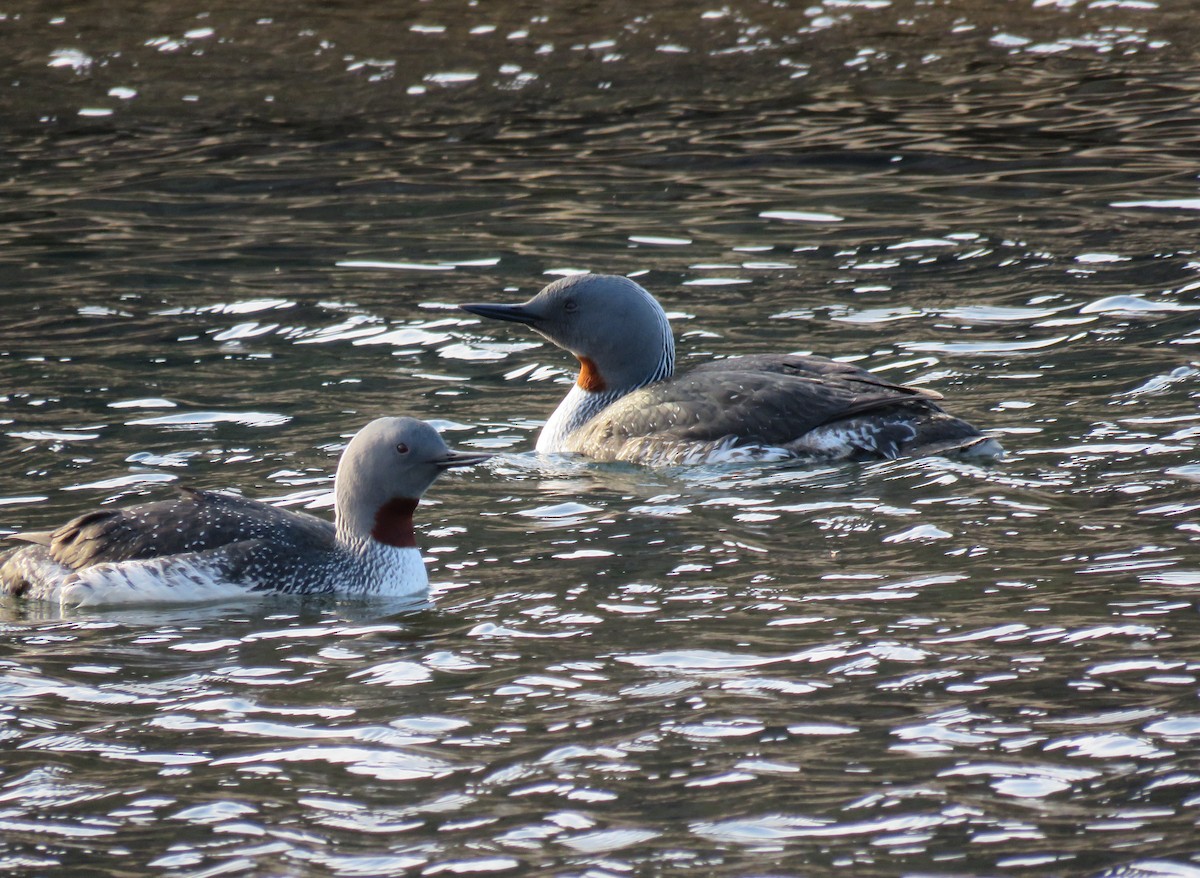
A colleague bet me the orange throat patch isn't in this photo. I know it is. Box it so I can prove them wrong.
[576,356,607,392]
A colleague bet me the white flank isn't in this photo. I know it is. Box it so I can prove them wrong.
[54,544,429,609]
[673,437,795,466]
[5,553,74,603]
[61,557,259,608]
[614,435,795,466]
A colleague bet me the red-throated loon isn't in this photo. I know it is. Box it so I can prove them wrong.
[461,274,1001,465]
[0,417,490,608]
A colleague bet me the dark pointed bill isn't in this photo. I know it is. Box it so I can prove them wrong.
[434,448,493,469]
[459,302,541,326]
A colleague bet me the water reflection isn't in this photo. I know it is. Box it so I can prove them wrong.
[4,0,1200,874]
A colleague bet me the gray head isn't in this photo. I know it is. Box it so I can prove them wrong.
[461,274,676,393]
[334,417,489,546]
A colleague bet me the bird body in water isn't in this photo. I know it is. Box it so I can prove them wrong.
[0,417,489,608]
[461,274,1001,465]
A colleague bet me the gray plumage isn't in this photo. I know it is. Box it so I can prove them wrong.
[462,274,1000,465]
[12,488,335,572]
[1,417,489,606]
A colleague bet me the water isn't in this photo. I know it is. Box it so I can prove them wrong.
[3,0,1200,874]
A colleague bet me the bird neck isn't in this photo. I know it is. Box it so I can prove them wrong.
[337,497,419,550]
[574,315,676,393]
[537,320,675,453]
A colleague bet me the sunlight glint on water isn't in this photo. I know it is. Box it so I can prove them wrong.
[2,0,1200,875]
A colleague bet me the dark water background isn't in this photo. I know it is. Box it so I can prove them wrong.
[3,1,1200,875]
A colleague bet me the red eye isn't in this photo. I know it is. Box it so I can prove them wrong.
[396,443,409,454]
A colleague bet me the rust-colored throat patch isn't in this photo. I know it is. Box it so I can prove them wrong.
[372,497,419,548]
[576,356,607,392]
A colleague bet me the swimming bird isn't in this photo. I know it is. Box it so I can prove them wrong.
[0,417,489,608]
[461,274,1000,465]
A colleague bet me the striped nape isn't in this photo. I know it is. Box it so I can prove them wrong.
[649,330,674,384]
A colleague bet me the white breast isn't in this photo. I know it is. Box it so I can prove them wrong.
[358,544,429,598]
[537,385,621,453]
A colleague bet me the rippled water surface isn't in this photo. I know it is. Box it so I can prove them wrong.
[3,1,1200,875]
